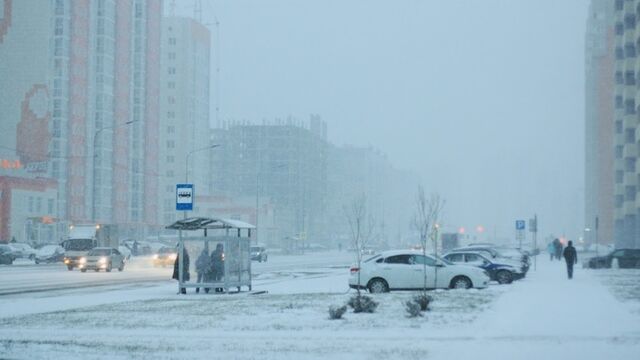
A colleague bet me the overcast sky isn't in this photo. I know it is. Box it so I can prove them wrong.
[175,0,589,241]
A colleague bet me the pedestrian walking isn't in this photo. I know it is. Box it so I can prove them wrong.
[172,245,190,294]
[547,242,555,261]
[195,248,211,294]
[563,240,578,279]
[554,239,563,261]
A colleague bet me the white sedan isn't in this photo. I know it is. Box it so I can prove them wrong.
[349,250,490,293]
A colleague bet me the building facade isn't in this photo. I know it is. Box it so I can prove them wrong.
[612,0,640,248]
[158,16,211,227]
[585,0,615,246]
[211,117,328,248]
[0,0,163,242]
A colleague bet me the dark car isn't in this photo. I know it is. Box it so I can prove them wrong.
[443,251,525,284]
[586,249,640,269]
[0,244,16,265]
[452,246,530,274]
[250,246,268,262]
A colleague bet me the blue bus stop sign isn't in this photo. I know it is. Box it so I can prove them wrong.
[176,184,194,211]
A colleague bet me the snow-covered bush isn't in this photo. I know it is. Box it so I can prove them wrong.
[405,299,423,318]
[348,294,378,313]
[413,294,433,312]
[328,305,347,320]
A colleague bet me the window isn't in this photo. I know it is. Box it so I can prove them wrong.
[616,120,623,134]
[616,0,623,11]
[616,145,624,159]
[413,255,436,266]
[168,67,176,75]
[625,186,636,201]
[616,170,624,184]
[625,44,636,58]
[616,22,624,35]
[169,37,176,45]
[616,47,624,60]
[616,194,624,208]
[625,71,636,85]
[625,128,635,143]
[625,14,636,30]
[616,71,624,84]
[625,157,636,172]
[167,140,175,148]
[625,99,636,115]
[384,255,412,264]
[446,253,463,262]
[616,95,624,109]
[28,197,34,212]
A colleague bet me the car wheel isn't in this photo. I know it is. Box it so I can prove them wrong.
[118,263,124,272]
[35,259,40,264]
[67,265,73,271]
[81,268,87,273]
[450,276,472,289]
[106,263,112,272]
[94,268,100,272]
[496,270,513,285]
[367,278,389,293]
[29,254,35,261]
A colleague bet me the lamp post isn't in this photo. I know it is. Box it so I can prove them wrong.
[92,120,136,222]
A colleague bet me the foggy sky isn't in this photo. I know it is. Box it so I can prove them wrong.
[175,0,589,241]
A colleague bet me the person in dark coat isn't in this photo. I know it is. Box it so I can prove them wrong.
[210,243,224,292]
[195,249,211,294]
[563,240,578,279]
[172,246,190,294]
[554,239,563,261]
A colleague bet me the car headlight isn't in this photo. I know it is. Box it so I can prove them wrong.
[79,257,86,264]
[152,254,158,260]
[169,254,177,260]
[99,257,107,263]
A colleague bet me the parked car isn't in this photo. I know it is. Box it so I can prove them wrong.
[452,246,530,274]
[34,245,65,264]
[9,243,37,260]
[349,250,490,293]
[585,249,640,269]
[0,244,16,265]
[443,251,525,284]
[250,246,268,262]
[78,247,125,272]
[152,246,177,267]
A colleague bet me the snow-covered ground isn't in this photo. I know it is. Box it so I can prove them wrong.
[0,253,638,359]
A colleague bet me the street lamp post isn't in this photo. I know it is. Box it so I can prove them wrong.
[92,120,136,222]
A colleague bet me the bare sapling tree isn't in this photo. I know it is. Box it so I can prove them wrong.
[413,186,445,299]
[345,194,376,296]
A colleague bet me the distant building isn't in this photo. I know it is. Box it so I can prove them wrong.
[585,0,615,246]
[211,116,328,248]
[158,16,211,227]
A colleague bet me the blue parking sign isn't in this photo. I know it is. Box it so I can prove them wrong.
[516,220,525,230]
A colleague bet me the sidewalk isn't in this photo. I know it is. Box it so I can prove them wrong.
[434,256,640,359]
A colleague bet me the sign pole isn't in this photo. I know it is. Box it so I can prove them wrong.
[176,183,194,294]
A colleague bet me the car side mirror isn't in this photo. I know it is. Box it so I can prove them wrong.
[435,260,445,267]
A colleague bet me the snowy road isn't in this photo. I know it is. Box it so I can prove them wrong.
[0,251,354,296]
[0,253,639,359]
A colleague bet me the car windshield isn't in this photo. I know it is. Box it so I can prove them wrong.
[159,247,176,254]
[88,249,110,256]
[64,239,94,251]
[250,247,263,252]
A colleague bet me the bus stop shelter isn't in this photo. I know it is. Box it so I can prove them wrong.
[166,217,255,294]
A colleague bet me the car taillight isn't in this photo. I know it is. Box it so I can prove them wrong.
[350,267,360,274]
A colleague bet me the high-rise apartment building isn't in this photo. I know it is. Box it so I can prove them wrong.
[211,117,328,247]
[0,0,162,240]
[612,0,640,248]
[585,0,615,247]
[158,16,211,227]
